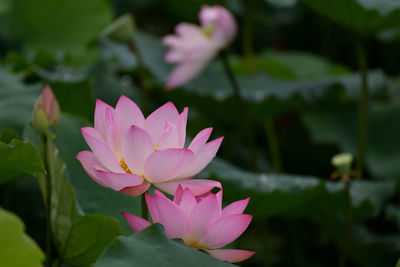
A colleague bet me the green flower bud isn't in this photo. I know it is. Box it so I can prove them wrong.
[32,85,60,134]
[331,153,353,177]
[102,14,135,43]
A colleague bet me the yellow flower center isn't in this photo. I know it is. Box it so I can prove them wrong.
[202,23,216,38]
[153,143,158,151]
[119,158,132,174]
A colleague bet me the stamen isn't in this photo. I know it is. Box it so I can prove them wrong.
[119,158,132,174]
[153,143,158,152]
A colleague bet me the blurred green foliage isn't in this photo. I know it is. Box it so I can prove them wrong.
[1,0,400,266]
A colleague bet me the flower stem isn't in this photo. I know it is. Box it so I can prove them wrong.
[355,39,368,179]
[338,179,352,267]
[42,134,53,267]
[141,193,148,220]
[129,39,148,114]
[242,0,258,73]
[220,50,259,171]
[264,117,283,173]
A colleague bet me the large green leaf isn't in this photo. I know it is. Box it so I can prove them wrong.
[302,101,400,182]
[135,32,386,103]
[95,224,234,267]
[201,158,394,221]
[0,139,44,183]
[231,50,349,79]
[0,207,44,267]
[35,134,124,266]
[299,0,400,34]
[51,114,141,232]
[0,67,42,134]
[0,0,112,51]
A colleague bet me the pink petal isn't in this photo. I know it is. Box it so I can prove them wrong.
[176,107,188,148]
[222,198,250,216]
[120,183,151,197]
[204,249,255,263]
[157,121,180,150]
[103,108,122,158]
[179,137,223,178]
[81,127,123,172]
[94,169,144,191]
[122,212,151,232]
[166,54,211,89]
[188,128,213,153]
[155,179,221,196]
[122,126,153,175]
[146,191,188,239]
[76,151,107,186]
[174,187,197,217]
[94,99,114,137]
[200,214,252,249]
[188,194,221,243]
[114,95,145,137]
[145,102,179,143]
[144,148,194,183]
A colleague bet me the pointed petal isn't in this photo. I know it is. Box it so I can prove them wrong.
[176,108,188,147]
[188,128,213,153]
[103,108,122,158]
[146,191,188,239]
[204,249,255,263]
[144,148,193,183]
[76,151,107,186]
[122,212,151,232]
[157,121,180,150]
[114,95,145,137]
[120,183,151,197]
[156,179,221,196]
[94,99,114,137]
[94,169,144,191]
[81,127,122,172]
[145,102,179,143]
[122,126,153,175]
[222,198,250,216]
[179,137,223,178]
[175,187,197,217]
[188,194,221,242]
[166,58,209,89]
[200,214,252,249]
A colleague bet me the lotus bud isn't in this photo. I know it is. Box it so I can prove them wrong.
[331,153,353,177]
[32,85,60,134]
[102,14,135,43]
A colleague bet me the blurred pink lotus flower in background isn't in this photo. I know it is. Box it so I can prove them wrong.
[77,96,222,197]
[163,5,237,89]
[122,187,255,263]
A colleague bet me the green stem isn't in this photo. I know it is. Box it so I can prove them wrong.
[242,0,257,73]
[264,117,283,173]
[339,180,352,267]
[129,39,148,114]
[42,134,52,267]
[220,50,259,171]
[141,193,148,220]
[355,39,368,179]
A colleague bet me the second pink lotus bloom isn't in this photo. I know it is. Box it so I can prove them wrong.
[163,5,237,89]
[123,187,255,263]
[77,96,223,196]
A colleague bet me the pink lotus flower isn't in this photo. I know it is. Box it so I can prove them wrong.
[122,187,255,263]
[77,96,223,197]
[163,5,237,89]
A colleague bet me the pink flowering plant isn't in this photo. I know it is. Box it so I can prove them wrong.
[163,5,237,89]
[77,96,223,196]
[122,186,255,263]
